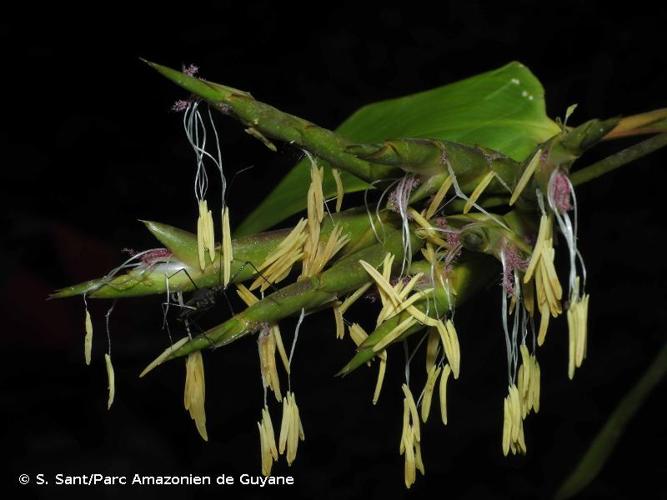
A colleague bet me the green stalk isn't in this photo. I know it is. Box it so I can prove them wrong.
[555,342,667,500]
[571,133,667,186]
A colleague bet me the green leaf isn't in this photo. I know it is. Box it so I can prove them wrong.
[555,342,667,500]
[236,61,559,235]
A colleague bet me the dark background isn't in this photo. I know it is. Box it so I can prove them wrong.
[3,2,666,499]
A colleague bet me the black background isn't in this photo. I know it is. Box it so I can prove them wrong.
[3,2,666,499]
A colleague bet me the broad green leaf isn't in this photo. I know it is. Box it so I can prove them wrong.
[555,342,667,500]
[236,61,559,235]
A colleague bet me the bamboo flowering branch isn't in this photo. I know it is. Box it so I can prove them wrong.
[53,61,667,488]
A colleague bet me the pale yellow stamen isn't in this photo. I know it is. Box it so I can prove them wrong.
[236,284,258,306]
[402,384,421,442]
[409,208,448,247]
[184,351,208,441]
[377,273,425,324]
[332,167,344,212]
[400,384,422,488]
[258,405,278,476]
[236,285,289,375]
[272,325,290,375]
[436,320,461,379]
[425,329,440,373]
[525,215,563,346]
[139,337,189,378]
[250,219,308,291]
[405,306,440,328]
[425,175,453,219]
[382,253,394,283]
[420,364,442,422]
[463,170,496,214]
[258,329,282,401]
[339,283,372,314]
[372,351,387,405]
[302,163,325,276]
[537,302,551,346]
[104,353,115,410]
[379,288,431,325]
[303,224,350,278]
[348,322,369,347]
[279,391,305,466]
[400,397,409,455]
[84,307,93,366]
[502,396,511,456]
[361,256,439,335]
[524,215,551,284]
[517,345,540,418]
[373,316,417,352]
[510,148,542,205]
[523,278,536,317]
[531,356,541,413]
[359,260,402,306]
[221,207,233,287]
[439,364,452,426]
[196,200,215,270]
[333,302,345,339]
[502,384,527,455]
[567,277,590,379]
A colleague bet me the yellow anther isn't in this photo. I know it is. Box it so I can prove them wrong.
[184,351,208,441]
[463,170,496,214]
[425,175,453,219]
[332,167,344,212]
[510,148,542,205]
[104,353,115,410]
